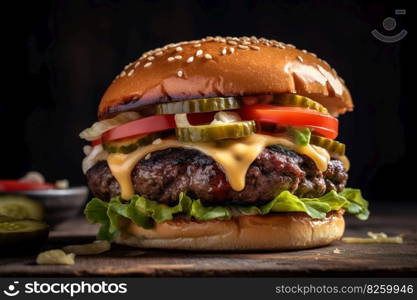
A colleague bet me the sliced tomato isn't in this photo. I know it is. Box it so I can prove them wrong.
[239,105,338,139]
[96,112,216,144]
[101,114,175,143]
[0,180,54,191]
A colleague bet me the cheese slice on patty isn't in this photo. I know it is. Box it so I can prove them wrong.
[107,133,345,200]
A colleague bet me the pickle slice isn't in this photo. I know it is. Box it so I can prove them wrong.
[310,135,345,156]
[156,97,240,114]
[272,94,328,114]
[103,132,166,154]
[0,215,16,222]
[176,120,256,142]
[0,195,44,220]
[63,240,111,255]
[0,219,49,254]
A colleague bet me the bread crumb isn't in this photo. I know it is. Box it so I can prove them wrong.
[342,232,404,244]
[36,249,75,265]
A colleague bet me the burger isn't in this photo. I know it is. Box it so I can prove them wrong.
[80,36,369,251]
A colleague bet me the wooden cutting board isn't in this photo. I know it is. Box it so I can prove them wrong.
[1,211,416,277]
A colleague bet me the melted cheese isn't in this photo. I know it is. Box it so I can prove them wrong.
[107,134,332,200]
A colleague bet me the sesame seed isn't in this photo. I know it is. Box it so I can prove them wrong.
[175,55,182,60]
[238,44,249,50]
[124,64,130,70]
[297,56,304,62]
[155,51,163,56]
[167,57,175,62]
[193,43,201,48]
[144,153,151,160]
[167,43,176,48]
[206,36,214,41]
[120,71,126,77]
[196,49,203,57]
[204,53,213,59]
[278,44,286,49]
[134,61,141,68]
[249,45,260,50]
[127,69,134,77]
[229,47,235,54]
[186,56,194,63]
[310,52,317,58]
[147,56,155,61]
[287,44,296,48]
[241,41,251,45]
[221,47,227,55]
[144,62,152,68]
[302,49,308,53]
[177,70,183,77]
[176,46,183,52]
[227,40,238,46]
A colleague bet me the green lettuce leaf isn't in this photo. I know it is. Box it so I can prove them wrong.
[191,199,231,221]
[288,127,311,146]
[84,198,118,241]
[260,191,331,219]
[231,205,262,216]
[339,188,369,220]
[84,198,108,224]
[135,192,192,222]
[110,196,154,229]
[84,188,369,241]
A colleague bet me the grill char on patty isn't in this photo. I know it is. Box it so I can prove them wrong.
[86,145,348,206]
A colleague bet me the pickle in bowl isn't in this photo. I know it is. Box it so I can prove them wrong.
[0,217,49,255]
[0,195,44,221]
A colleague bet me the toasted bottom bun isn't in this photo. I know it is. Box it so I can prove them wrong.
[115,210,345,251]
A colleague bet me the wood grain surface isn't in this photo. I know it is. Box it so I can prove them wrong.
[1,209,416,277]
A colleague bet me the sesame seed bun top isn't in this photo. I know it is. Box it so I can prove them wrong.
[98,36,353,120]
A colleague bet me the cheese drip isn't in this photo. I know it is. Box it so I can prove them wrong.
[107,134,333,200]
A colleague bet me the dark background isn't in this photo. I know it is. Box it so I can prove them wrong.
[0,0,412,205]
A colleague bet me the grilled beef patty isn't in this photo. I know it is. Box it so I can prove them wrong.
[86,145,348,206]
